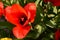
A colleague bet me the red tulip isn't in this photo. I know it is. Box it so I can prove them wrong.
[4,4,30,39]
[0,2,4,18]
[4,3,36,39]
[55,29,60,40]
[13,25,31,39]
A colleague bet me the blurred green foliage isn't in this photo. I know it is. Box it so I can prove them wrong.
[0,0,60,40]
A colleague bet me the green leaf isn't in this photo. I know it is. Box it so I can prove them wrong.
[0,29,11,38]
[34,5,43,25]
[18,0,25,6]
[26,24,46,39]
[46,20,56,28]
[0,21,14,30]
[42,33,54,40]
[26,0,36,3]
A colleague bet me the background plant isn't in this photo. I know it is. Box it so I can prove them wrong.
[0,0,60,40]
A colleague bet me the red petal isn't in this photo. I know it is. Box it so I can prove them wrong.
[0,2,4,17]
[12,25,31,39]
[55,29,60,40]
[4,6,20,25]
[0,2,3,9]
[44,0,60,6]
[52,1,60,6]
[4,4,28,25]
[11,4,28,17]
[24,3,36,23]
[44,0,50,3]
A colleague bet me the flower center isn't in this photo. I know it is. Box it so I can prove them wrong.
[19,15,27,25]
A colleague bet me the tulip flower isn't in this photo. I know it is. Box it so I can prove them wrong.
[4,3,36,39]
